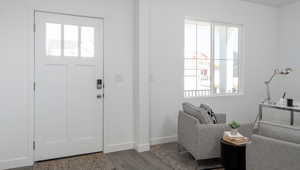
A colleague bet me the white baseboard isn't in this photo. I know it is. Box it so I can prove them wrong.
[104,135,177,153]
[0,157,33,170]
[104,142,134,153]
[150,135,177,145]
[134,143,150,152]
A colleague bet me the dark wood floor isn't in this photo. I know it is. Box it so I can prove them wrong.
[10,143,223,170]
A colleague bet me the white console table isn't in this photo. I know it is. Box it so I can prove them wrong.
[259,103,300,125]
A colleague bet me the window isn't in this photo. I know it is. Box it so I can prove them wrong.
[184,20,241,97]
[46,23,95,58]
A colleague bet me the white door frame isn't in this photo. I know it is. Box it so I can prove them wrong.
[33,10,105,161]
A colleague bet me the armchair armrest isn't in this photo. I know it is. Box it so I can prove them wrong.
[178,111,200,154]
[215,113,226,124]
[247,134,300,170]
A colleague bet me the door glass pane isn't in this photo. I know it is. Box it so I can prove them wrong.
[81,27,95,58]
[46,23,61,56]
[64,25,78,57]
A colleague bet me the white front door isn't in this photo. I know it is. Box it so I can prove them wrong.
[34,11,104,161]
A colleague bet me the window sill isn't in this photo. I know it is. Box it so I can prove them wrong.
[184,93,244,99]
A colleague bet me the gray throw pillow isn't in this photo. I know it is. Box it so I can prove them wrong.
[200,104,217,124]
[182,102,214,124]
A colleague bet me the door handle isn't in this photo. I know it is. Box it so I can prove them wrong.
[97,79,102,89]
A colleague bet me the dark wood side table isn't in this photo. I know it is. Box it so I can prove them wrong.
[220,139,246,170]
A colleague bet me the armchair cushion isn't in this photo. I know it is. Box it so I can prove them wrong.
[182,102,213,124]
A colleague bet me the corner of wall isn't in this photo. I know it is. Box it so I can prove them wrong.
[133,0,151,153]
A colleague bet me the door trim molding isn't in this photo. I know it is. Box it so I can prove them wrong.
[34,10,104,20]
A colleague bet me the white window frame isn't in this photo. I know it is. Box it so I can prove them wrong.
[184,18,244,98]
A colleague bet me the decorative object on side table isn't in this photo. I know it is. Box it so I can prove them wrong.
[228,121,240,135]
[278,92,286,106]
[223,131,249,146]
[264,68,292,104]
[287,98,294,107]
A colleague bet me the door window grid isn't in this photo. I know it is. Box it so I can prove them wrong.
[184,20,241,97]
[46,23,95,58]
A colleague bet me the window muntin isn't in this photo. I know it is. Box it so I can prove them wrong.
[184,20,241,97]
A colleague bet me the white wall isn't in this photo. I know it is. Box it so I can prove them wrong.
[149,0,280,144]
[0,0,136,169]
[279,1,300,99]
[277,1,300,125]
[0,1,33,169]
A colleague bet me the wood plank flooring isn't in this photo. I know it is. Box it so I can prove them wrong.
[10,143,224,170]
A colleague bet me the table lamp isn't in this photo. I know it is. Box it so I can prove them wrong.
[264,68,293,104]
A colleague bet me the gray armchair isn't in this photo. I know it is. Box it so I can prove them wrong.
[246,121,300,170]
[178,111,253,160]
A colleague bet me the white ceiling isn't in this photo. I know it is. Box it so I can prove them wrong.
[241,0,300,7]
